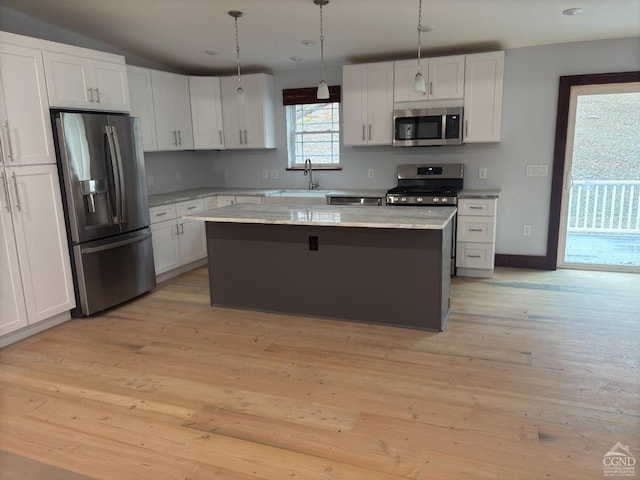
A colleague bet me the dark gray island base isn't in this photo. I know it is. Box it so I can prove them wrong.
[204,217,453,331]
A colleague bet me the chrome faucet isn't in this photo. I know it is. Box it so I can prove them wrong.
[304,158,319,190]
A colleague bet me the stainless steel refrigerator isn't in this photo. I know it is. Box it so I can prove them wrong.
[53,111,156,317]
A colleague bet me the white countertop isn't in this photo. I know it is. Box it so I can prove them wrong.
[184,203,456,230]
[148,187,388,207]
[458,189,502,199]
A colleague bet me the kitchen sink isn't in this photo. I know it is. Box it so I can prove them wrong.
[271,189,334,197]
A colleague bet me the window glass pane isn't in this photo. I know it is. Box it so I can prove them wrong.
[288,102,340,167]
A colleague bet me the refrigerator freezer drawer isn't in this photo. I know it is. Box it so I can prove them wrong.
[72,228,156,316]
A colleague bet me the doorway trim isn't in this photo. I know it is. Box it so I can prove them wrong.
[496,70,640,270]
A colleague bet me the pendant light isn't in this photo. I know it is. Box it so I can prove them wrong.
[229,10,246,104]
[314,0,330,100]
[413,0,426,94]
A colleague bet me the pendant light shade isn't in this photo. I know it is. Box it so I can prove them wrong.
[229,10,246,104]
[314,0,330,100]
[413,0,426,94]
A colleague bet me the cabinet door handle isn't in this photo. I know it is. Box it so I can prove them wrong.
[3,122,14,162]
[465,120,469,139]
[244,129,248,145]
[219,130,223,145]
[175,224,180,235]
[362,125,365,141]
[368,124,372,141]
[177,130,182,146]
[94,88,100,103]
[180,223,184,234]
[0,173,10,212]
[173,131,178,146]
[239,130,243,144]
[429,81,433,95]
[11,172,20,211]
[87,88,94,102]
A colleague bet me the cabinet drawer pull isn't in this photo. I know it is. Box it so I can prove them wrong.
[467,255,482,258]
[187,206,197,210]
[469,206,484,209]
[469,228,483,232]
[156,212,167,216]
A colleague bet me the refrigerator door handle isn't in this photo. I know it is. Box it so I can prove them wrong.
[0,172,11,212]
[104,126,121,224]
[81,230,152,254]
[110,126,127,224]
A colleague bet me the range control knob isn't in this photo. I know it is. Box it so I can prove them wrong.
[440,197,449,203]
[401,197,408,203]
[433,197,440,203]
[416,197,424,203]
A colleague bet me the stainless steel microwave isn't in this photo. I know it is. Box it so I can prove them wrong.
[393,106,463,146]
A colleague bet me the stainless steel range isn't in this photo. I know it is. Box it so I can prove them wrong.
[386,163,464,205]
[386,163,464,274]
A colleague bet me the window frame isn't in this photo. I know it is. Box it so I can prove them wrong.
[286,102,341,170]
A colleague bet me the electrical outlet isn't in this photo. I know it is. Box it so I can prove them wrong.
[262,169,269,179]
[146,175,154,186]
[367,169,375,179]
[523,224,532,236]
[176,173,182,182]
[269,170,279,179]
[479,168,487,179]
[526,165,548,177]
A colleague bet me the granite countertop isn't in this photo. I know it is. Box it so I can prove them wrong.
[149,187,389,207]
[458,189,502,199]
[184,203,456,230]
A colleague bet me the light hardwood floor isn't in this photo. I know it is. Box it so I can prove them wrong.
[1,267,638,479]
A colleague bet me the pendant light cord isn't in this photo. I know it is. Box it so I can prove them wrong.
[320,2,325,82]
[416,0,422,73]
[234,15,242,90]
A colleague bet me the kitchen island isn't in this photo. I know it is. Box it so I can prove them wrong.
[185,204,456,331]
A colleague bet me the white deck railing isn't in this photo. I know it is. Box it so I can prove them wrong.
[568,180,640,234]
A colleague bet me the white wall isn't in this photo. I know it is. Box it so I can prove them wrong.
[2,3,638,256]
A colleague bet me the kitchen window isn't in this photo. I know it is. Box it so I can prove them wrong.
[283,86,341,169]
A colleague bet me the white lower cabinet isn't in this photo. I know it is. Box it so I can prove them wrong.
[0,164,75,336]
[456,198,498,277]
[149,199,206,276]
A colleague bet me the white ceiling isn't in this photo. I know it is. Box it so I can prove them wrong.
[3,0,640,74]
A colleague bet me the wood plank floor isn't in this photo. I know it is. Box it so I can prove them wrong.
[1,267,638,479]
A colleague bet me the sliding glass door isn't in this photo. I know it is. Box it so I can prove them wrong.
[557,83,640,272]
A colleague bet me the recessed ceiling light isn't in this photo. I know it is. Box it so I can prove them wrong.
[302,39,316,47]
[204,50,218,56]
[419,25,435,33]
[562,7,583,16]
[290,56,303,62]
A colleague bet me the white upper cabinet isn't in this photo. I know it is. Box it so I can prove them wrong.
[42,50,130,112]
[220,73,277,149]
[0,43,55,166]
[151,70,194,151]
[463,51,505,143]
[189,76,225,150]
[394,55,465,103]
[127,65,158,151]
[343,62,394,146]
